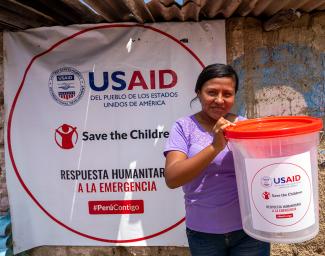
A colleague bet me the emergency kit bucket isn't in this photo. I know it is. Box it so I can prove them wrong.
[225,116,323,243]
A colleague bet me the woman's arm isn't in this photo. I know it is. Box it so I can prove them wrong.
[164,117,234,189]
[164,143,223,189]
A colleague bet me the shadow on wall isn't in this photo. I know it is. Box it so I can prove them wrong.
[231,43,325,118]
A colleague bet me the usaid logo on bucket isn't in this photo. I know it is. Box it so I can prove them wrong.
[273,175,301,185]
[261,175,301,187]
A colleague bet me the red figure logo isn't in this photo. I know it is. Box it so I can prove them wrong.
[262,191,270,200]
[55,124,78,149]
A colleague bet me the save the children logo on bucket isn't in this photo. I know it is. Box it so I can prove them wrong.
[55,124,78,149]
[49,67,85,106]
[245,152,315,232]
[262,191,270,200]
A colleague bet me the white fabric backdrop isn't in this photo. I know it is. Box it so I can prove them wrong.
[4,21,226,253]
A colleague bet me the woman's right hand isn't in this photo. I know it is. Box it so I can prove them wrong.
[165,116,236,189]
[211,116,235,150]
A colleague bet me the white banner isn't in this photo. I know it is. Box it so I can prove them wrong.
[4,21,226,253]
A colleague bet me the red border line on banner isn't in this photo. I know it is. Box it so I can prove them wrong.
[7,24,205,243]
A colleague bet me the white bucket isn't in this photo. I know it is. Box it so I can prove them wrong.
[225,116,323,243]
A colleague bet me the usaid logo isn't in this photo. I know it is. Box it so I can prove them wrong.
[49,67,85,106]
[273,175,301,184]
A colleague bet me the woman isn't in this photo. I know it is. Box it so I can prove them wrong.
[164,64,270,256]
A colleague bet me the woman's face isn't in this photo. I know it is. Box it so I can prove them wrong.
[197,77,236,121]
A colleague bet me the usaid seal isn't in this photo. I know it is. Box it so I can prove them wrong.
[261,176,273,188]
[49,67,85,106]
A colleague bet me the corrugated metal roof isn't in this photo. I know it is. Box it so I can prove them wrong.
[0,0,324,31]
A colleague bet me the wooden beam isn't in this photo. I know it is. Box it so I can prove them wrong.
[0,8,30,30]
[0,0,57,29]
[0,21,22,31]
[85,0,136,22]
[14,0,81,25]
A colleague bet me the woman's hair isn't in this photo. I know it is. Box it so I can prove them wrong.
[190,63,239,106]
[195,63,239,93]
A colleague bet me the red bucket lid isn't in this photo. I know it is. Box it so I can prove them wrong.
[225,116,323,139]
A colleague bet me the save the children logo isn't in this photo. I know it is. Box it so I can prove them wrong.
[262,191,270,200]
[49,67,85,106]
[55,124,78,149]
